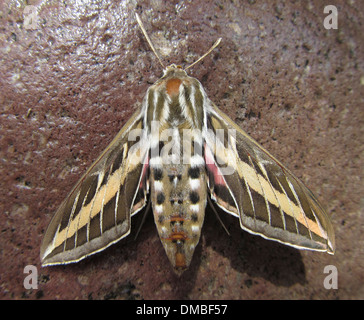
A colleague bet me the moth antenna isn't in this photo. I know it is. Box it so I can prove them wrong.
[135,13,165,69]
[207,196,230,236]
[185,38,222,71]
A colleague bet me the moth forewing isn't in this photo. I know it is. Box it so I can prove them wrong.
[40,110,150,266]
[205,103,335,254]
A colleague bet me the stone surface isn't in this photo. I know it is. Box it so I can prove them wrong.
[1,0,363,299]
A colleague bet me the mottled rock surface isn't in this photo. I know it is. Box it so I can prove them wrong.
[1,0,363,299]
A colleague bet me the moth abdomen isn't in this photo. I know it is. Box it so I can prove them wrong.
[149,145,207,274]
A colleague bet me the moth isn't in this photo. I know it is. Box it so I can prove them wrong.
[41,14,335,275]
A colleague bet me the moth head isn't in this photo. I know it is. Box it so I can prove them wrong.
[162,64,187,77]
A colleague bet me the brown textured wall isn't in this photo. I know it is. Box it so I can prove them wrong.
[1,0,363,299]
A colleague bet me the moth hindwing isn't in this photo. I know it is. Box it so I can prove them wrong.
[41,15,335,276]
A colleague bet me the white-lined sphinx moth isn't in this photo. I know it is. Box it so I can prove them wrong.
[41,14,335,275]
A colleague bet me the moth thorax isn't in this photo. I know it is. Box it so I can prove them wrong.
[166,78,182,97]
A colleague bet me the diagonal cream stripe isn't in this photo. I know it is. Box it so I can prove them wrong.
[236,157,326,239]
[257,161,286,231]
[74,186,92,248]
[53,165,125,250]
[248,154,272,226]
[286,178,313,240]
[242,171,257,226]
[275,177,299,234]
